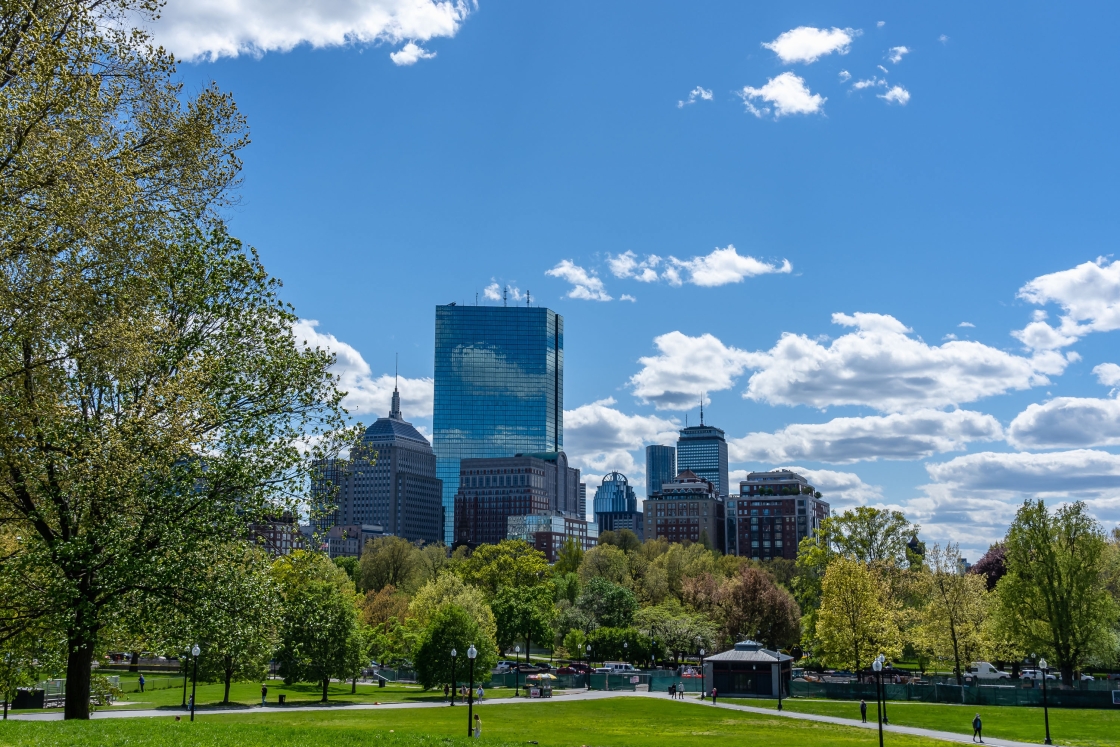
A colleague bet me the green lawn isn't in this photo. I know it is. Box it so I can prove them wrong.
[3,697,958,747]
[724,697,1119,747]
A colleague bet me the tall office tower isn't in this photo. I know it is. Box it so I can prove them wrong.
[732,469,830,561]
[434,304,563,544]
[677,421,728,497]
[311,386,444,545]
[645,445,677,496]
[593,471,644,540]
[578,483,587,521]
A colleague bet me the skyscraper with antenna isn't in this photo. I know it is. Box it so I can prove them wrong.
[676,396,728,497]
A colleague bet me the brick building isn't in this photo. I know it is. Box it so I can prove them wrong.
[729,469,830,560]
[643,470,726,551]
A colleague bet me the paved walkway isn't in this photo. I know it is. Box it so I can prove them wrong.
[7,688,1048,746]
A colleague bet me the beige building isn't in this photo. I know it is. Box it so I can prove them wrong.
[643,470,726,550]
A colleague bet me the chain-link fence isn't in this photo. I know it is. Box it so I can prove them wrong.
[791,680,1119,708]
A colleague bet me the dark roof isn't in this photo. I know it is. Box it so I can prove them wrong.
[363,417,432,448]
[705,640,792,663]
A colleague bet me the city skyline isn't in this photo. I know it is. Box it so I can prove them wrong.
[156,2,1120,560]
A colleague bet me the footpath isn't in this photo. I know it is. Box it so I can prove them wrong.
[7,688,1048,746]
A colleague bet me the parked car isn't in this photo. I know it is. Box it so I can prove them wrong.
[495,660,518,673]
[602,662,638,673]
[969,662,1011,680]
[1021,669,1057,682]
[1079,673,1095,681]
[558,662,591,675]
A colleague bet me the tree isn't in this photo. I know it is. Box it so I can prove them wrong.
[553,572,580,605]
[458,540,549,595]
[716,566,801,650]
[586,627,650,664]
[917,544,989,685]
[409,574,498,647]
[359,536,419,593]
[333,556,360,586]
[414,544,451,587]
[816,557,900,672]
[970,544,1007,591]
[413,604,498,690]
[634,601,717,665]
[561,629,587,661]
[823,507,919,566]
[273,552,366,702]
[599,529,641,554]
[491,585,553,657]
[579,544,630,586]
[553,538,584,576]
[577,577,637,629]
[996,500,1117,684]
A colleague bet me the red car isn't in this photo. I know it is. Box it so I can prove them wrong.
[558,663,591,675]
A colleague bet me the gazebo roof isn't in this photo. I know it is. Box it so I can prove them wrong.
[704,640,793,663]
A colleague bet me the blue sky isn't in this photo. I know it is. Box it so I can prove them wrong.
[156,1,1120,559]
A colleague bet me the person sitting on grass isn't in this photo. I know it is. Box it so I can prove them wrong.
[972,713,983,743]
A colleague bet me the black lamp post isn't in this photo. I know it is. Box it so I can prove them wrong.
[467,644,477,738]
[585,643,592,690]
[181,648,190,708]
[872,658,884,747]
[878,654,889,724]
[777,658,784,712]
[697,637,705,700]
[1039,657,1052,745]
[189,644,200,722]
[515,644,521,697]
[450,648,457,707]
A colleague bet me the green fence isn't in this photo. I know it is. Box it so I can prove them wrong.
[791,680,1118,709]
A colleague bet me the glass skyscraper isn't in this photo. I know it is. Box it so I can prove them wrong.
[645,444,677,496]
[677,423,728,496]
[433,304,563,543]
[593,471,644,540]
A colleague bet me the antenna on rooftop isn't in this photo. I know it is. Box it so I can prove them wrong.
[503,286,508,307]
[526,289,531,306]
[700,393,704,425]
[395,353,398,389]
[475,291,479,306]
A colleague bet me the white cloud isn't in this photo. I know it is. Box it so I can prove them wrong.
[877,64,889,74]
[564,398,679,479]
[762,26,858,64]
[887,46,910,63]
[151,0,471,63]
[739,72,826,118]
[939,34,949,44]
[1094,362,1120,387]
[1008,396,1120,449]
[728,409,1003,464]
[608,251,661,282]
[729,467,883,507]
[877,21,886,28]
[839,70,852,82]
[546,260,612,301]
[959,322,975,328]
[629,332,756,410]
[741,312,1065,412]
[1014,258,1120,350]
[678,86,713,108]
[293,320,433,417]
[879,85,911,105]
[483,281,523,302]
[620,294,637,303]
[389,41,436,66]
[942,333,957,341]
[852,77,885,90]
[667,245,791,286]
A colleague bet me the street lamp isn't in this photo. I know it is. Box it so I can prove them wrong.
[1039,658,1052,745]
[586,644,592,690]
[181,648,190,708]
[190,644,200,722]
[777,655,784,712]
[450,648,457,707]
[697,636,705,700]
[871,658,884,747]
[515,645,521,697]
[878,654,889,724]
[623,640,628,664]
[467,644,477,738]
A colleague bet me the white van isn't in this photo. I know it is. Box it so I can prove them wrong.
[969,662,1010,680]
[603,661,638,673]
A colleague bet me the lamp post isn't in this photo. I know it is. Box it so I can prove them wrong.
[450,648,457,707]
[189,644,200,722]
[623,641,628,664]
[878,654,889,724]
[777,656,784,712]
[586,644,592,690]
[181,648,190,708]
[515,645,521,697]
[697,636,705,700]
[872,658,884,747]
[467,644,477,738]
[1039,658,1052,745]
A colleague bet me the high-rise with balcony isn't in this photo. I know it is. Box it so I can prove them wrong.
[676,420,728,497]
[433,304,563,543]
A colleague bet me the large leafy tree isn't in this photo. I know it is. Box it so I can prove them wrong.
[633,601,716,665]
[359,536,419,593]
[491,585,553,659]
[816,557,900,672]
[996,500,1117,683]
[577,577,637,629]
[458,540,549,595]
[917,543,989,684]
[413,604,498,690]
[716,566,801,650]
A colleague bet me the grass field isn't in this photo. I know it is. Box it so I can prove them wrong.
[725,697,1119,747]
[0,697,962,747]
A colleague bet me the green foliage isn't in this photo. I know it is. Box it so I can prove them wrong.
[553,538,584,576]
[586,627,652,664]
[409,574,498,648]
[577,577,637,629]
[360,536,420,593]
[491,585,554,653]
[553,572,580,605]
[633,601,716,663]
[413,604,497,690]
[333,556,360,585]
[716,566,801,650]
[816,557,900,671]
[599,529,642,553]
[915,543,989,684]
[457,540,549,595]
[578,544,630,586]
[818,507,920,567]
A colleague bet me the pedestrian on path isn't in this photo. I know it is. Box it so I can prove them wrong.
[477,685,484,702]
[473,714,482,738]
[261,685,268,706]
[444,684,449,702]
[711,687,718,704]
[669,684,675,698]
[138,674,146,693]
[972,713,983,743]
[860,700,867,723]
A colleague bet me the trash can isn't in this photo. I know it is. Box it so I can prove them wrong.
[278,694,286,704]
[13,689,45,709]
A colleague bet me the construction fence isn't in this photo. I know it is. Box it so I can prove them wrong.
[790,680,1119,709]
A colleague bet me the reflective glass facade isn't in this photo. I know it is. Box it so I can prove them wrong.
[434,305,563,543]
[645,445,677,496]
[677,424,729,496]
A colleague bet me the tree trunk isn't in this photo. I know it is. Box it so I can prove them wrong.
[64,633,96,720]
[1061,665,1073,688]
[128,651,140,673]
[951,630,962,686]
[224,657,233,704]
[322,677,329,702]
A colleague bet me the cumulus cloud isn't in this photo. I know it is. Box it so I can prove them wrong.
[728,409,1003,464]
[887,46,910,63]
[620,294,637,303]
[879,85,911,105]
[483,281,523,302]
[1014,258,1120,350]
[762,26,858,64]
[839,70,852,82]
[739,72,826,118]
[608,251,661,282]
[667,245,791,286]
[741,312,1065,412]
[1094,362,1120,387]
[729,467,884,506]
[293,320,433,417]
[390,41,436,65]
[564,398,679,478]
[678,86,713,108]
[1008,396,1120,449]
[852,77,885,90]
[546,260,612,301]
[630,332,756,410]
[959,322,975,328]
[151,0,471,63]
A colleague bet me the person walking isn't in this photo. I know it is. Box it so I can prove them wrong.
[444,683,449,702]
[972,713,983,743]
[473,714,482,738]
[261,684,268,706]
[860,699,867,723]
[138,674,146,693]
[477,684,484,702]
[669,683,675,699]
[711,687,718,704]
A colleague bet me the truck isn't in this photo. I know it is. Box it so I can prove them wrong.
[969,662,1011,680]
